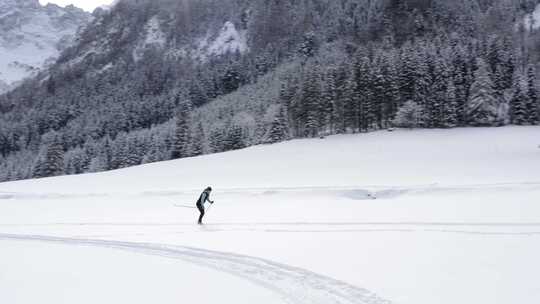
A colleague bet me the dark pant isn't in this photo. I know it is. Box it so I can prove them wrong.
[197,203,205,224]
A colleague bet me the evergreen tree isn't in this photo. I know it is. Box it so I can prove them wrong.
[412,49,431,127]
[321,69,338,133]
[370,64,386,129]
[353,57,372,132]
[342,69,359,132]
[526,65,539,124]
[225,125,245,150]
[171,100,192,159]
[0,0,537,183]
[266,107,289,143]
[303,67,322,137]
[510,72,529,125]
[222,65,243,94]
[450,45,470,126]
[299,32,317,59]
[210,128,225,153]
[466,58,502,126]
[442,80,459,128]
[36,135,65,177]
[398,46,416,103]
[381,55,401,127]
[393,101,424,129]
[430,56,449,128]
[189,122,204,157]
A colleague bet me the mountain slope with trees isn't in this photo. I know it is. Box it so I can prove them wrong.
[1,0,540,181]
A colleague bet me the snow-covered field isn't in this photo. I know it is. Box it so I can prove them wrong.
[1,127,539,304]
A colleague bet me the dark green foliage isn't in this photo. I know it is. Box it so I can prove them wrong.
[511,73,530,125]
[224,125,245,151]
[189,123,205,157]
[171,100,193,159]
[266,107,289,144]
[527,65,540,124]
[33,134,65,178]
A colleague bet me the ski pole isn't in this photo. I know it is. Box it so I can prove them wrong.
[205,202,213,214]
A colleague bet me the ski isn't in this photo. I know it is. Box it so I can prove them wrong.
[173,204,196,209]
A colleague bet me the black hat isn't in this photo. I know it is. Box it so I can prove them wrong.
[206,186,212,191]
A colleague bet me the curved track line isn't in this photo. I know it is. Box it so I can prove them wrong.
[2,222,540,227]
[0,233,391,304]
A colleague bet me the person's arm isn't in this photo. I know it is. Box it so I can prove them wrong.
[206,192,214,204]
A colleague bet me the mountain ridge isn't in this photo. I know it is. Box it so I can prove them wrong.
[1,0,540,182]
[0,0,92,93]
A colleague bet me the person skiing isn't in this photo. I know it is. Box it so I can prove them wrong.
[196,186,214,225]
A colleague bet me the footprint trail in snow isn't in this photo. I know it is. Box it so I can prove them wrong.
[0,233,391,304]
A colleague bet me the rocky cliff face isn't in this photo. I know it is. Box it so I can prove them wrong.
[0,0,91,92]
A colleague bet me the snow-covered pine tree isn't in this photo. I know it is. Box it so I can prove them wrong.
[88,155,108,173]
[443,80,459,128]
[371,64,386,129]
[280,76,301,137]
[111,134,129,169]
[393,100,424,129]
[125,136,143,166]
[225,125,245,151]
[353,56,372,132]
[526,65,539,125]
[189,122,205,157]
[299,31,317,59]
[266,106,289,144]
[381,54,401,127]
[38,134,65,177]
[303,67,322,137]
[321,68,338,133]
[430,56,450,128]
[450,44,469,126]
[171,100,192,159]
[412,48,431,127]
[398,45,416,104]
[222,65,243,94]
[500,36,516,90]
[466,58,502,126]
[210,128,225,153]
[342,67,359,132]
[510,72,529,125]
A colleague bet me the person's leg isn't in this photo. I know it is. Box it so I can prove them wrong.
[197,204,205,224]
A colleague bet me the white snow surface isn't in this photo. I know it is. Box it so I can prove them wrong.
[0,126,539,304]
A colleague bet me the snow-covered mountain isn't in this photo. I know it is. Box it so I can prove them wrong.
[59,0,250,69]
[2,0,540,184]
[0,0,91,93]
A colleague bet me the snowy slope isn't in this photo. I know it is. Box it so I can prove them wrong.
[0,127,539,304]
[525,3,540,30]
[0,0,91,93]
[196,21,248,60]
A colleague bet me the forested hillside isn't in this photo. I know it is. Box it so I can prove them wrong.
[1,0,540,181]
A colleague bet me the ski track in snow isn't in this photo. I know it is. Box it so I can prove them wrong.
[1,222,539,237]
[0,233,390,304]
[1,181,540,201]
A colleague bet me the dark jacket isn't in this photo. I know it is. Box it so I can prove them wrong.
[197,190,212,206]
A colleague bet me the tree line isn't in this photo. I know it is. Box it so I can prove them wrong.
[1,0,540,181]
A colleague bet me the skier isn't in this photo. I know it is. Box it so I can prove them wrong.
[196,186,214,225]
